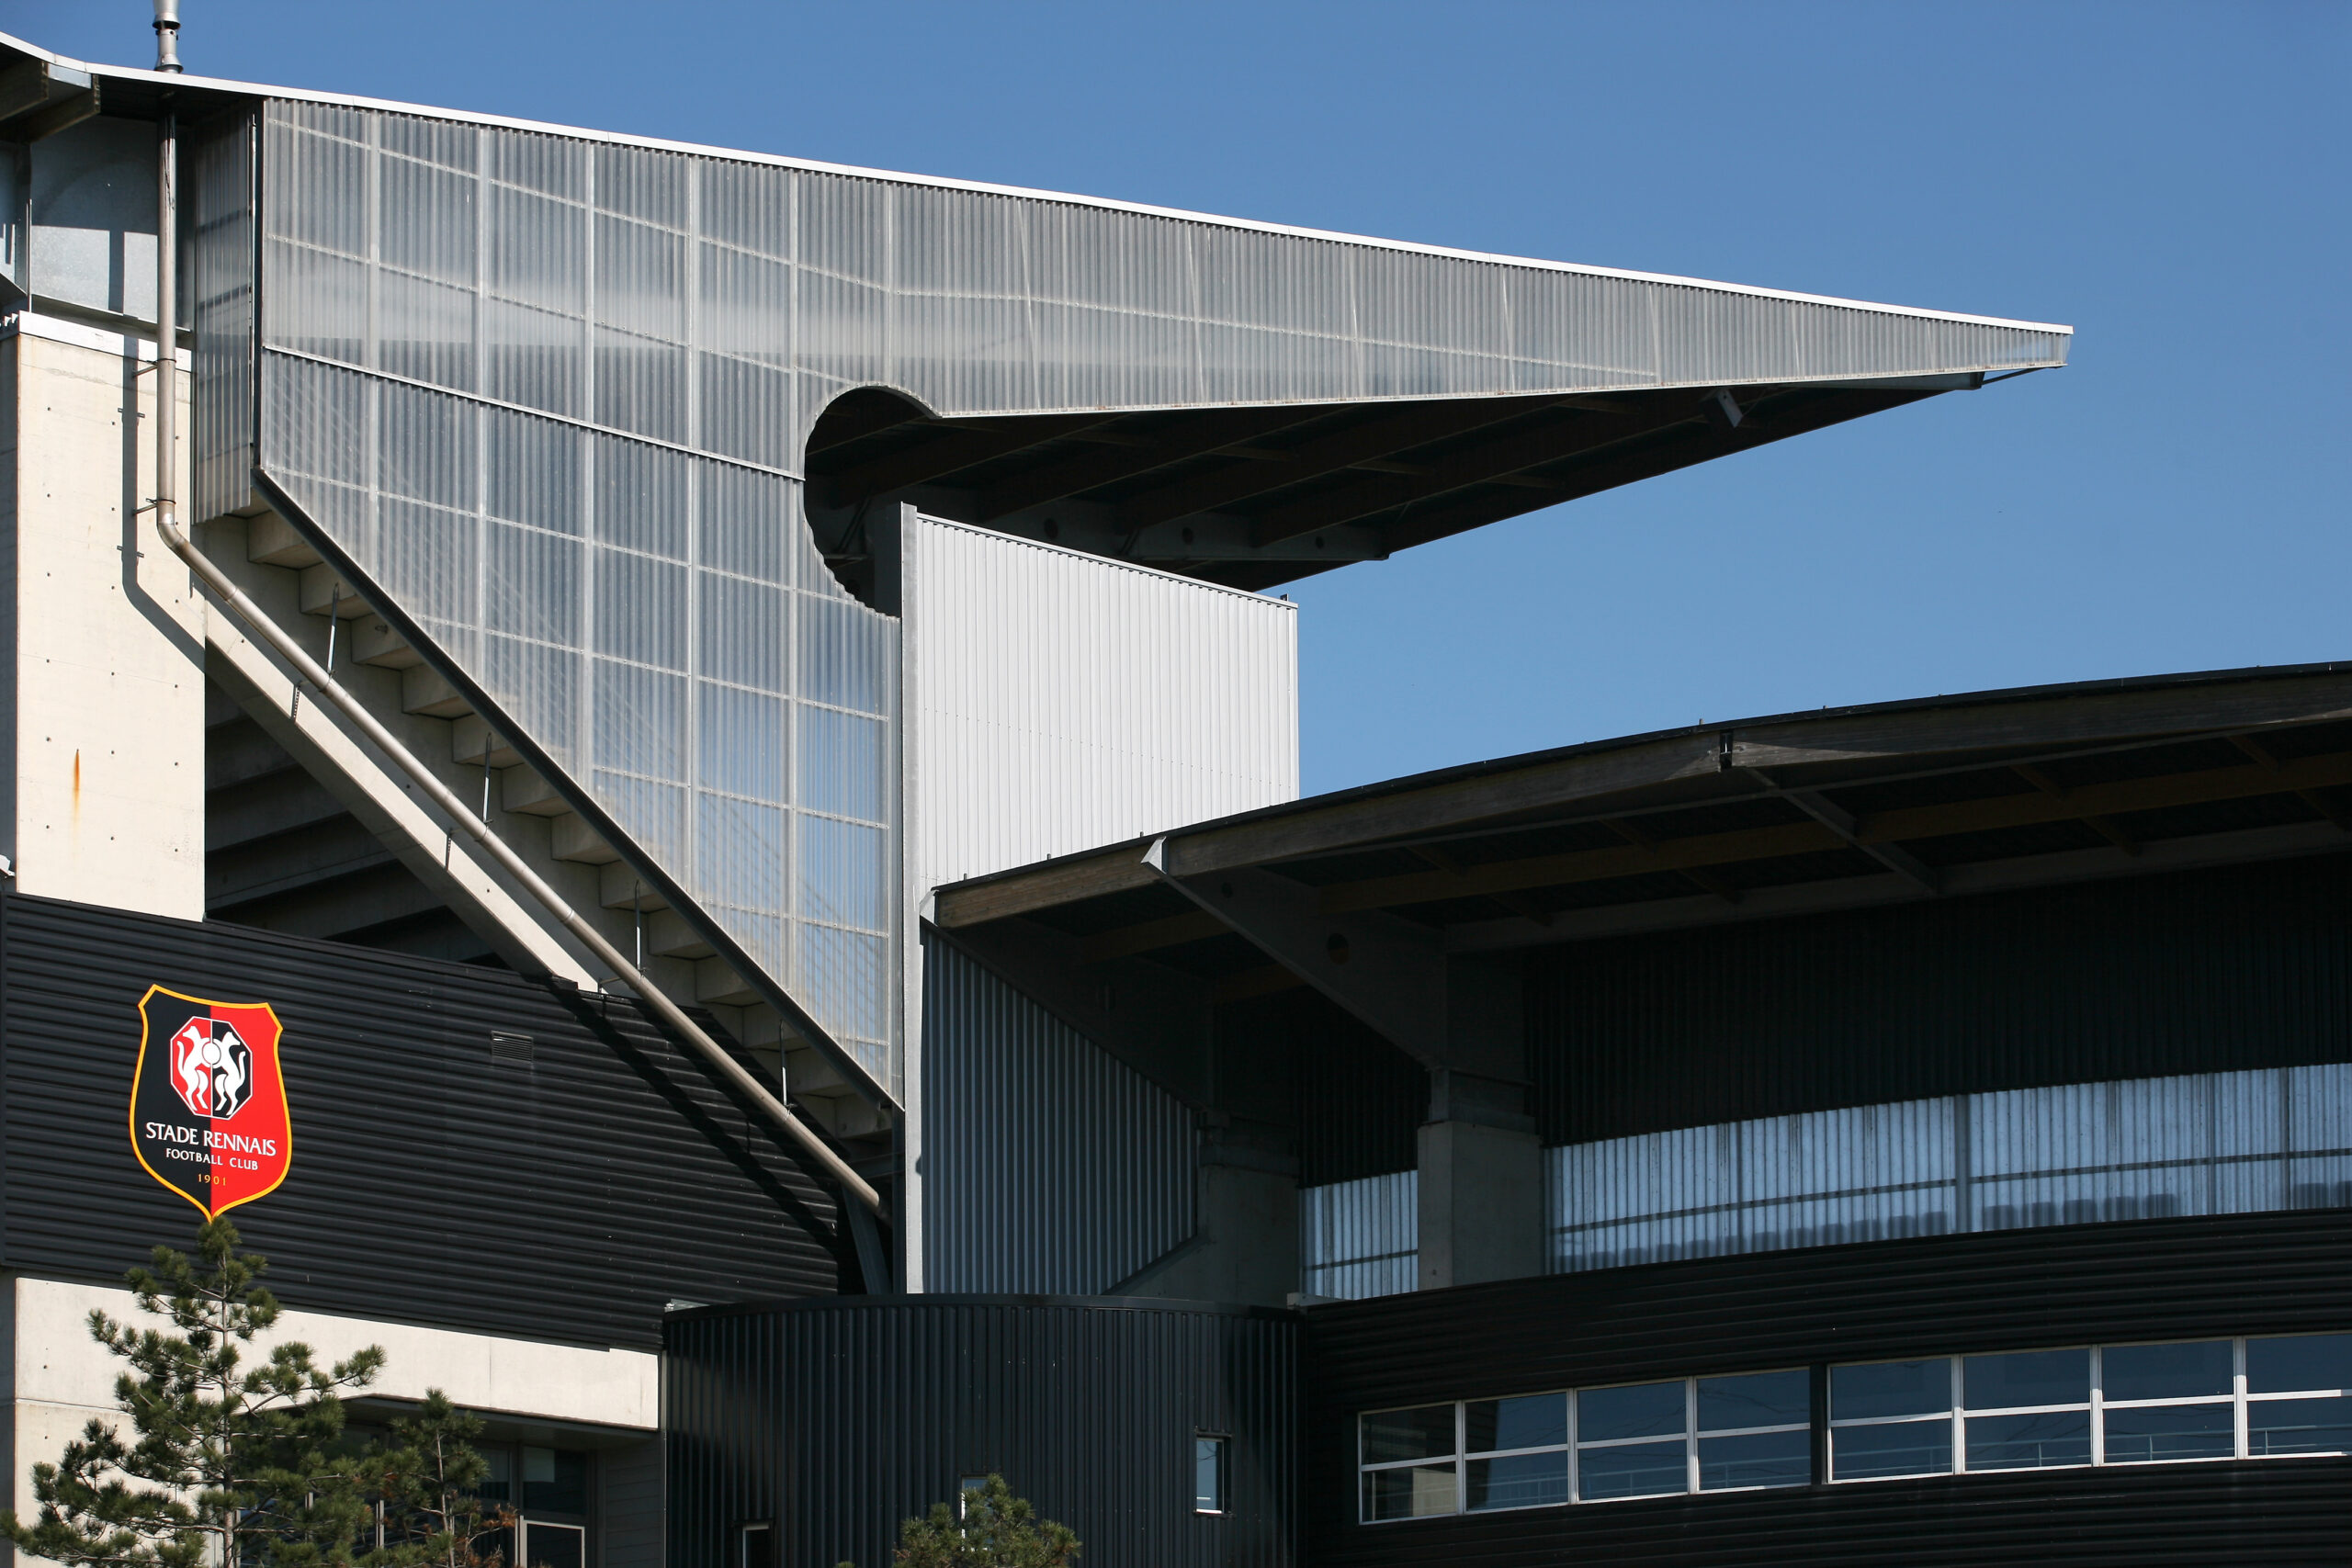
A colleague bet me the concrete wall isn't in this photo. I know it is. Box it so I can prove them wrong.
[1,317,204,919]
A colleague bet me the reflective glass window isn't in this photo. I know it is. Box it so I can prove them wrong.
[1699,1429,1810,1491]
[1966,1409,2091,1471]
[2248,1333,2352,1395]
[1577,1382,1684,1443]
[1698,1370,1809,1432]
[1466,1451,1568,1512]
[1576,1439,1687,1501]
[1361,1405,1454,1465]
[1193,1436,1226,1513]
[2247,1394,2352,1457]
[1965,1348,2088,1411]
[2101,1403,2235,1463]
[1832,1359,1951,1421]
[2102,1340,2233,1402]
[1363,1463,1457,1522]
[1831,1418,1952,1480]
[1465,1393,1565,1454]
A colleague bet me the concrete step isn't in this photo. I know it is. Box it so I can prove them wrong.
[245,512,323,570]
[643,908,714,960]
[401,664,475,720]
[550,810,619,863]
[803,1093,890,1141]
[601,862,672,912]
[736,1005,789,1051]
[297,564,370,618]
[500,766,573,817]
[785,1044,847,1097]
[353,617,423,670]
[451,715,522,770]
[695,956,761,1008]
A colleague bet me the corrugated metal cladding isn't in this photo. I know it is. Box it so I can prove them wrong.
[666,1295,1297,1568]
[1300,1210,2352,1566]
[921,937,1194,1293]
[1528,855,2352,1146]
[1552,1063,2352,1273]
[1301,1172,1417,1301]
[192,113,255,525]
[902,513,1296,894]
[0,894,842,1348]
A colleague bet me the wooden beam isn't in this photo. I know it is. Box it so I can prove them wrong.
[1213,964,1308,1004]
[2014,763,2138,855]
[1114,396,1556,531]
[1080,908,1227,963]
[1322,820,1840,913]
[932,845,1158,928]
[977,406,1330,520]
[1856,750,2352,843]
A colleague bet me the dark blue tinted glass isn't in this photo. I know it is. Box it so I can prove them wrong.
[2103,1341,2232,1402]
[1362,1405,1454,1464]
[1576,1439,1686,1500]
[1832,1418,1952,1479]
[1964,1348,2088,1411]
[1465,1393,1566,1453]
[1698,1371,1810,1432]
[1698,1429,1810,1490]
[2101,1403,2233,1462]
[1578,1382,1684,1442]
[1965,1409,2091,1470]
[2248,1395,2352,1457]
[2248,1334,2352,1395]
[1466,1451,1568,1511]
[1363,1463,1456,1521]
[1193,1437,1224,1512]
[1832,1359,1951,1421]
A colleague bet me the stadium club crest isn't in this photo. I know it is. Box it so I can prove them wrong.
[130,986,292,1217]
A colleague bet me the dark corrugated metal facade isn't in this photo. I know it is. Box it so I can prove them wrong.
[1301,1209,2352,1565]
[665,1295,1296,1568]
[1530,854,2352,1146]
[0,893,843,1348]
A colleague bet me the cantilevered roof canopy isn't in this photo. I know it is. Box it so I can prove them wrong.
[0,29,2069,590]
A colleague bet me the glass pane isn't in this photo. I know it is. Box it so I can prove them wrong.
[2249,1333,2352,1395]
[1363,1462,1457,1521]
[479,1448,514,1504]
[1465,1393,1566,1454]
[1465,1451,1568,1511]
[521,1522,583,1568]
[1832,1359,1951,1422]
[2103,1342,2233,1403]
[1965,1408,2091,1470]
[1362,1405,1455,1464]
[521,1447,588,1515]
[1832,1418,1952,1480]
[1576,1438,1687,1501]
[1699,1429,1810,1490]
[1965,1348,2089,1412]
[1577,1382,1685,1443]
[1698,1371,1810,1433]
[2248,1394,2352,1457]
[1193,1437,1224,1512]
[739,1524,775,1568]
[2101,1403,2234,1463]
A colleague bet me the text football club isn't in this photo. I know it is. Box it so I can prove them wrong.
[130,986,292,1216]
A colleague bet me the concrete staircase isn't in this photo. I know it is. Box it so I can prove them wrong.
[209,511,888,1141]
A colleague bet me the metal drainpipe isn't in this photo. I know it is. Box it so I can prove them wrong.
[146,101,885,1223]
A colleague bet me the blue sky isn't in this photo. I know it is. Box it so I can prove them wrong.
[15,0,2346,795]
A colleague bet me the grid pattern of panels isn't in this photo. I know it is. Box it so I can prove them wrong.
[1359,1370,1814,1523]
[1302,1171,1419,1301]
[1549,1063,2352,1273]
[193,114,256,523]
[254,103,900,1085]
[1827,1334,2352,1481]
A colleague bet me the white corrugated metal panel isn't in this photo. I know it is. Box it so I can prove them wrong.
[1301,1172,1419,1301]
[920,935,1195,1294]
[902,513,1297,892]
[1548,1063,2352,1274]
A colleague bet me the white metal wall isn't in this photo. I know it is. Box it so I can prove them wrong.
[900,512,1297,893]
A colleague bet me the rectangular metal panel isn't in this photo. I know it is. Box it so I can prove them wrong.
[1301,1172,1418,1301]
[192,112,255,523]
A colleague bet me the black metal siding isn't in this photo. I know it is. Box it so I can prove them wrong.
[1281,992,1425,1189]
[1530,855,2352,1145]
[1300,1209,2352,1565]
[666,1295,1297,1568]
[0,894,842,1348]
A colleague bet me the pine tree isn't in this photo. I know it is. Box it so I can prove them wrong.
[0,1218,435,1568]
[362,1392,514,1568]
[863,1474,1080,1568]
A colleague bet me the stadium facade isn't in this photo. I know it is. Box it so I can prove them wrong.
[0,19,2346,1568]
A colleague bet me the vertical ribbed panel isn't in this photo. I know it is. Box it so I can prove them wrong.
[193,111,255,522]
[666,1296,1297,1568]
[922,937,1195,1293]
[902,513,1297,892]
[255,102,901,1089]
[1301,1172,1419,1300]
[1548,1064,2352,1273]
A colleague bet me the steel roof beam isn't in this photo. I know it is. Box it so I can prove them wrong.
[976,406,1331,520]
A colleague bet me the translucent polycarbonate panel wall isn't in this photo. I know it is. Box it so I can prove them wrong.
[920,938,1194,1293]
[192,114,255,524]
[1549,1063,2352,1274]
[1302,1171,1419,1301]
[900,513,1297,892]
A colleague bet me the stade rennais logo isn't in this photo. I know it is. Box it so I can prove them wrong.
[130,986,292,1217]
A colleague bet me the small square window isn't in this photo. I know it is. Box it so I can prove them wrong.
[957,1476,989,1519]
[738,1521,775,1568]
[1194,1435,1227,1514]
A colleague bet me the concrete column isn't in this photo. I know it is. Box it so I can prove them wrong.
[1417,1071,1543,1290]
[1116,1122,1300,1307]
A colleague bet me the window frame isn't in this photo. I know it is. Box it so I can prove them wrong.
[1193,1432,1229,1516]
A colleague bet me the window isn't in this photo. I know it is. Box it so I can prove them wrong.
[1828,1334,2352,1483]
[738,1521,775,1568]
[473,1442,592,1564]
[1193,1435,1227,1514]
[957,1476,989,1519]
[1358,1372,1812,1522]
[519,1521,583,1568]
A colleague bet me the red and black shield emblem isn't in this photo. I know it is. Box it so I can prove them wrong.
[131,986,292,1217]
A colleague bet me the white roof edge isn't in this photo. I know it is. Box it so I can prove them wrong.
[6,30,2074,340]
[911,513,1299,606]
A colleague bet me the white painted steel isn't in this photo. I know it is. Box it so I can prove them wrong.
[901,513,1297,893]
[1549,1063,2352,1273]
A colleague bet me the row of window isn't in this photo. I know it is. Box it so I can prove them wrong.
[1358,1332,2352,1522]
